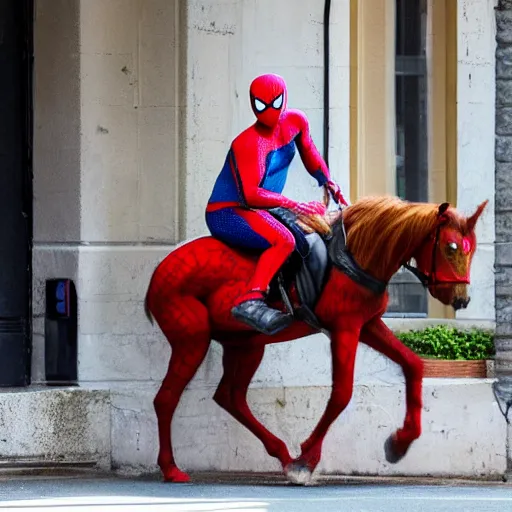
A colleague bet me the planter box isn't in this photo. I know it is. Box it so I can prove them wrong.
[422,358,489,378]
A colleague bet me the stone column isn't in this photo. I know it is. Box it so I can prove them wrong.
[495,0,512,471]
[33,0,183,385]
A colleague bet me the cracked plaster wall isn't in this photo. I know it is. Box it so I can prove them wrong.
[33,0,350,383]
[181,0,350,240]
[32,0,184,468]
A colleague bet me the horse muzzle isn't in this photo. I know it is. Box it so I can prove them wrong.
[452,296,470,311]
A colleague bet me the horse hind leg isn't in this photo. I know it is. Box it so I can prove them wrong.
[152,296,211,483]
[213,345,293,471]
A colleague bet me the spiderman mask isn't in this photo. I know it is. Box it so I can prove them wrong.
[249,74,287,129]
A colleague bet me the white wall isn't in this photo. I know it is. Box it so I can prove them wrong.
[33,0,354,474]
[33,0,182,384]
[33,0,183,471]
[31,0,499,476]
[455,0,497,322]
[182,0,350,239]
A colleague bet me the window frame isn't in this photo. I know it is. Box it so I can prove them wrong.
[349,0,457,319]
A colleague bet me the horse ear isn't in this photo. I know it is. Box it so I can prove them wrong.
[438,202,450,216]
[437,202,450,224]
[466,199,489,232]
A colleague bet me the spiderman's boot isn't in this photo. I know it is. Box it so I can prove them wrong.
[232,291,293,336]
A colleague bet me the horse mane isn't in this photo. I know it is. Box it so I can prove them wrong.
[298,195,467,281]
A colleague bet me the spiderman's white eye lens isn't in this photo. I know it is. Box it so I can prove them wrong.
[272,94,283,109]
[448,242,458,251]
[254,98,266,112]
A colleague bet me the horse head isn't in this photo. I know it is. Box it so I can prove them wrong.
[410,200,488,311]
[297,194,488,312]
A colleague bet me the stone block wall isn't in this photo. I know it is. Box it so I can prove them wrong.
[496,1,512,358]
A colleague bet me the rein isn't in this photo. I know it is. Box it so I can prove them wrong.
[402,223,443,288]
[327,219,388,295]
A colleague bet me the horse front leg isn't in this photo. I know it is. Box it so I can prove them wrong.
[286,327,360,484]
[360,317,424,463]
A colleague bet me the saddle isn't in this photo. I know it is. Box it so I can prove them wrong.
[267,207,331,329]
[265,206,388,329]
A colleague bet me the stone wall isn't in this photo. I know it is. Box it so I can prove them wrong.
[494,0,512,469]
[496,1,512,359]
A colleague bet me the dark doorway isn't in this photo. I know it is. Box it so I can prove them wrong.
[0,0,33,386]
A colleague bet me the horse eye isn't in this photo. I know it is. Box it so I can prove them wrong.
[448,242,458,252]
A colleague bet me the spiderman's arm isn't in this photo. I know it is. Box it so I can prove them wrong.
[232,138,325,214]
[291,110,331,186]
[231,138,299,210]
[291,110,348,206]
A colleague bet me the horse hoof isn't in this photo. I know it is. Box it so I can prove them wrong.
[163,467,191,483]
[383,434,406,464]
[285,462,312,486]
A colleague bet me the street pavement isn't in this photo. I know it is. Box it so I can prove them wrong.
[0,474,511,511]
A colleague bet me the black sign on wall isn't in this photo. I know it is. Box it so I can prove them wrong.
[0,0,33,386]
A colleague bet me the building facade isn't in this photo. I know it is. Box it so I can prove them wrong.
[25,0,506,475]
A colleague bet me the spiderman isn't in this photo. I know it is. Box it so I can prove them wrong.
[205,73,347,336]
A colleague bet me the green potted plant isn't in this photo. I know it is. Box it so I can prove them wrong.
[395,325,495,378]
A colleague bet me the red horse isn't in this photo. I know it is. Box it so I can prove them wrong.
[144,194,487,484]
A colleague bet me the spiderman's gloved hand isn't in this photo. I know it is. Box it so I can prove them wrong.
[325,180,348,206]
[292,201,327,216]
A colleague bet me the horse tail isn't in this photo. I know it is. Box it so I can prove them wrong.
[144,289,153,325]
[323,186,330,208]
[144,265,158,325]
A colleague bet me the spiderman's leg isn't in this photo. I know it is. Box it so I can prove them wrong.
[234,209,295,296]
[231,209,297,335]
[206,208,295,335]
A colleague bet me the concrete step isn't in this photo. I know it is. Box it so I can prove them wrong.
[0,386,111,472]
[107,379,508,478]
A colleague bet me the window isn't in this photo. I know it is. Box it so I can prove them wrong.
[386,0,429,317]
[395,0,428,203]
[350,0,456,318]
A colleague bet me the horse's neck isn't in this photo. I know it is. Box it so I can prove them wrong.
[341,216,431,284]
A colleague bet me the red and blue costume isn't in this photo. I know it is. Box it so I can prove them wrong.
[205,73,347,335]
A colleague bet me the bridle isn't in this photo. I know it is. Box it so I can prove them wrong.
[330,192,469,289]
[402,221,470,288]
